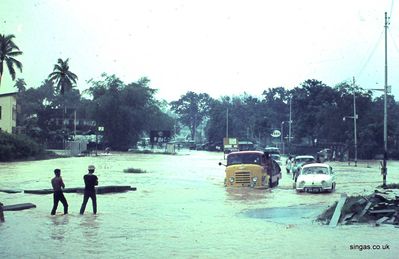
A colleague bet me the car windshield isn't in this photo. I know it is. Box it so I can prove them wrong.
[271,154,280,160]
[301,167,329,175]
[227,153,262,166]
[296,157,315,164]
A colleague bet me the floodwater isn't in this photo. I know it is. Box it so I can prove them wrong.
[1,151,399,258]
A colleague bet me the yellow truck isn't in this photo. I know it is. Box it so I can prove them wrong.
[220,151,281,188]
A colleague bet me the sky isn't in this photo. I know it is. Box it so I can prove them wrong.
[1,0,399,101]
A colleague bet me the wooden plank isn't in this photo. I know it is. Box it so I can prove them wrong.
[355,201,372,220]
[375,216,390,226]
[369,209,396,214]
[3,203,36,211]
[329,193,348,227]
[342,212,355,224]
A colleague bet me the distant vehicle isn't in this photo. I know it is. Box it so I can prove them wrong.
[219,151,281,188]
[295,163,336,193]
[264,147,280,154]
[270,153,282,167]
[238,141,255,151]
[317,148,332,162]
[291,155,316,180]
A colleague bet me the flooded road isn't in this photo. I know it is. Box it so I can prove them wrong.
[1,151,398,258]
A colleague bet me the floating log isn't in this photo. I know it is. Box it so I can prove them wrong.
[76,186,137,194]
[329,193,347,227]
[24,186,137,195]
[0,189,23,194]
[24,189,53,194]
[3,203,36,211]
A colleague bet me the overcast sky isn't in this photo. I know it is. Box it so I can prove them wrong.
[1,0,399,101]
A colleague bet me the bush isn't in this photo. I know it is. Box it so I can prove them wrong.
[123,168,147,174]
[0,131,45,161]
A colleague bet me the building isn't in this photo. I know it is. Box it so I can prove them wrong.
[0,92,17,133]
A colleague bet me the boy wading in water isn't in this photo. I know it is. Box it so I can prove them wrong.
[80,165,98,214]
[51,169,68,215]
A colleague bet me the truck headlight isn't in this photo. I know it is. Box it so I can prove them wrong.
[321,180,327,187]
[252,176,258,182]
[229,177,235,183]
[299,181,305,187]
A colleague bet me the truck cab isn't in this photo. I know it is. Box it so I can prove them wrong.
[221,151,281,188]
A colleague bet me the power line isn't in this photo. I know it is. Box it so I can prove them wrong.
[356,30,384,78]
[388,30,399,54]
[389,0,394,20]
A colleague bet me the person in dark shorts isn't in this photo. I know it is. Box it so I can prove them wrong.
[80,165,98,215]
[51,169,68,215]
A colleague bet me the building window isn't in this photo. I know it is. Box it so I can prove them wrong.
[12,105,17,121]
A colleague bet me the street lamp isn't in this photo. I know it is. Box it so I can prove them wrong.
[288,95,293,154]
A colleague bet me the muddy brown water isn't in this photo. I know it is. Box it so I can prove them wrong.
[1,151,398,258]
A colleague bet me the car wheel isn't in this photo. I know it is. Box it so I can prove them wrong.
[275,178,279,187]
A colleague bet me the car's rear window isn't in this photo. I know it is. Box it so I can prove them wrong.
[301,167,328,175]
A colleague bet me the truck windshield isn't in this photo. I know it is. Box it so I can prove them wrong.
[227,153,262,166]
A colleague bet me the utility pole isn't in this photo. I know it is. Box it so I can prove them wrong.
[226,107,229,139]
[382,11,389,187]
[288,96,292,154]
[352,77,358,167]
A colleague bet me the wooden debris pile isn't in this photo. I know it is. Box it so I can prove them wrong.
[317,189,399,226]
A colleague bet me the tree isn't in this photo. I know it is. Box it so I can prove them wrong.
[86,74,174,150]
[48,58,78,95]
[14,78,26,92]
[0,34,23,87]
[170,91,212,141]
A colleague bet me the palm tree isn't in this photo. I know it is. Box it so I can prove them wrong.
[48,58,78,95]
[0,34,23,87]
[14,78,26,92]
[48,58,78,148]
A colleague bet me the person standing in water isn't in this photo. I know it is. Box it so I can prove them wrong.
[51,169,68,215]
[80,165,98,215]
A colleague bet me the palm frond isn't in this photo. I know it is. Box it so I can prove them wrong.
[6,59,16,80]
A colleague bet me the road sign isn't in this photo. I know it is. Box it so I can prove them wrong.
[271,130,281,138]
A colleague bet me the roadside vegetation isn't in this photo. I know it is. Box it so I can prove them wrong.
[0,131,49,161]
[2,33,399,160]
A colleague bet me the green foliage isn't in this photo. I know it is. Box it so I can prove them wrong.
[0,131,44,161]
[170,91,212,140]
[0,34,23,86]
[48,58,78,95]
[86,74,175,150]
[202,79,399,159]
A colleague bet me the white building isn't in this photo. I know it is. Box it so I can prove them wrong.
[0,92,17,133]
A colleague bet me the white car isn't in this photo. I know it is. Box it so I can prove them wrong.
[291,155,316,178]
[295,163,336,193]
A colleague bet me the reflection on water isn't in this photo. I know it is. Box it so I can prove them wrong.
[241,205,326,224]
[225,187,270,202]
[50,215,70,241]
